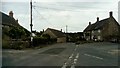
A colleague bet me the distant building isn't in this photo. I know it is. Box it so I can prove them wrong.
[65,32,84,42]
[83,11,120,41]
[43,28,66,43]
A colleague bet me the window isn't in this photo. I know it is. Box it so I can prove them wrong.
[98,36,101,40]
[98,30,101,33]
[92,31,94,33]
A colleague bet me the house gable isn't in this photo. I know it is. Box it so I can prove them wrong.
[43,28,66,38]
[83,11,120,41]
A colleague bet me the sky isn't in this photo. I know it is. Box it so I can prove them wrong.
[1,0,120,32]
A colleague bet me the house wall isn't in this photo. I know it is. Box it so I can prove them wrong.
[43,29,66,43]
[91,30,103,41]
[43,29,57,38]
[108,19,119,36]
[57,37,66,43]
[102,18,120,40]
[84,31,91,41]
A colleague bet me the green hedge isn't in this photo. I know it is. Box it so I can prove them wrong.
[2,40,30,50]
[33,37,57,46]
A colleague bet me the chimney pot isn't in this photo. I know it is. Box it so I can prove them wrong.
[89,22,91,25]
[61,29,62,32]
[109,11,113,17]
[9,11,13,18]
[43,29,44,32]
[97,17,99,22]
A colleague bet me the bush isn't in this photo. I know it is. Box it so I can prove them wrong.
[2,40,11,49]
[33,37,47,46]
[2,40,30,50]
[33,37,57,46]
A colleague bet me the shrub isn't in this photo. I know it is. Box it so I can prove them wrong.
[2,40,30,50]
[32,36,57,46]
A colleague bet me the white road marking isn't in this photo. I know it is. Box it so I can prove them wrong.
[38,49,41,50]
[61,64,67,68]
[84,54,103,60]
[70,64,75,68]
[75,53,79,59]
[8,51,25,53]
[62,46,79,68]
[76,45,79,47]
[61,62,67,68]
[64,62,67,65]
[74,48,77,51]
[69,53,74,59]
[73,53,79,64]
[50,55,58,56]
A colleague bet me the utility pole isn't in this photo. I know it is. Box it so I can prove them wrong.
[66,25,68,33]
[30,0,33,46]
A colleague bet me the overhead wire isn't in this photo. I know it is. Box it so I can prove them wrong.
[33,6,54,26]
[32,2,85,31]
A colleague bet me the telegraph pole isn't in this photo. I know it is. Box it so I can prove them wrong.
[30,0,33,46]
[66,25,68,33]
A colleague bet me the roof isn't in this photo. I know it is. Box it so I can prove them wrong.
[1,11,19,26]
[84,16,119,32]
[46,28,66,38]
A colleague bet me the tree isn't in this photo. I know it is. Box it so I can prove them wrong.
[9,27,26,39]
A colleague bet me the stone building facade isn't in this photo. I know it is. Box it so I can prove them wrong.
[84,11,120,41]
[43,28,66,43]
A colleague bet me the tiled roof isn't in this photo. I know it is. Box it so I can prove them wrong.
[47,28,66,38]
[1,11,19,26]
[84,17,119,32]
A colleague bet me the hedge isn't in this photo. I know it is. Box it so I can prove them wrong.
[33,37,57,46]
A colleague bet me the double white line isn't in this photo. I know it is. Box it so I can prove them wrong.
[62,53,79,68]
[62,45,79,68]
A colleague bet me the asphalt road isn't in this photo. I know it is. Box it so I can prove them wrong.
[2,42,120,68]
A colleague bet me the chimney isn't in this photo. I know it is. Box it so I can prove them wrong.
[89,22,91,25]
[109,11,113,17]
[61,29,62,32]
[9,11,13,18]
[97,17,99,22]
[15,19,18,23]
[43,29,44,32]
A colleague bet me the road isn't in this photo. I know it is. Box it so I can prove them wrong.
[2,42,120,68]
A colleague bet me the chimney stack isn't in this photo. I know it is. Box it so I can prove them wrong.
[61,29,62,32]
[109,11,113,17]
[89,22,91,25]
[9,11,13,18]
[97,17,99,22]
[43,29,44,32]
[15,19,18,23]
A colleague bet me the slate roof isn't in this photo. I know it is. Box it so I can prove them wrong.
[1,11,30,36]
[1,11,19,26]
[47,28,66,38]
[84,17,119,32]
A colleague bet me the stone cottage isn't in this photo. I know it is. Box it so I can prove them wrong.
[83,11,120,41]
[43,28,66,43]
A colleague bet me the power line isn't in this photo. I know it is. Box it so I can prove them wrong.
[33,7,54,26]
[33,4,81,12]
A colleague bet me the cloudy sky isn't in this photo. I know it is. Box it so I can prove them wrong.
[1,0,120,32]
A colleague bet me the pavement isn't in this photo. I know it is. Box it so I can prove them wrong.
[1,42,120,68]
